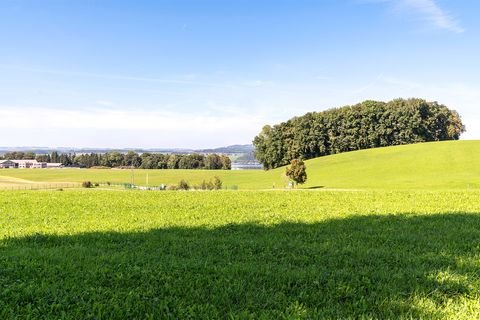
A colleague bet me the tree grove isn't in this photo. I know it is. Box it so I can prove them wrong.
[253,98,465,169]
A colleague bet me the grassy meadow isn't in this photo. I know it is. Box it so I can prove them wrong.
[2,190,480,319]
[1,140,480,190]
[1,140,480,318]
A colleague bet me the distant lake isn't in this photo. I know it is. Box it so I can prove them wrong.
[231,162,263,170]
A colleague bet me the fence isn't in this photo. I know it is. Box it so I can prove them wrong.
[0,182,240,191]
[97,182,239,191]
[0,183,82,191]
[97,182,166,190]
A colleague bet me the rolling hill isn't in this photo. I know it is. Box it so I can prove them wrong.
[0,141,479,190]
[287,140,480,190]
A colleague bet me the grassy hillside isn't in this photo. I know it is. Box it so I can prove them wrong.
[297,140,480,190]
[0,140,479,190]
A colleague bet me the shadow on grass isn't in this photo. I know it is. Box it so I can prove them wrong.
[307,185,325,189]
[1,213,480,319]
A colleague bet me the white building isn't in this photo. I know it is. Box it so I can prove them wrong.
[13,160,45,169]
[0,159,65,169]
[0,160,17,168]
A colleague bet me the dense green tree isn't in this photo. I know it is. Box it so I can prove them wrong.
[23,152,36,160]
[254,98,465,169]
[36,154,51,163]
[167,154,179,169]
[101,152,124,167]
[59,153,73,166]
[139,153,154,169]
[189,153,205,169]
[285,159,307,187]
[221,155,232,170]
[51,152,60,163]
[123,151,141,167]
[4,152,26,160]
[5,149,231,170]
[205,154,222,169]
[156,154,168,169]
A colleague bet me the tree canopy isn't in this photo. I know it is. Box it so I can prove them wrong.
[0,151,231,170]
[253,98,465,169]
[286,159,307,186]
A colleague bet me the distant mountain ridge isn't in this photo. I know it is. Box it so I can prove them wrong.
[196,144,254,154]
[0,144,254,155]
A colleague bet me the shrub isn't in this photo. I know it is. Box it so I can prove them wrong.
[199,177,223,190]
[82,181,93,188]
[94,183,100,187]
[213,176,222,190]
[178,180,190,190]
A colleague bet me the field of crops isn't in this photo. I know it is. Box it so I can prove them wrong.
[2,189,480,318]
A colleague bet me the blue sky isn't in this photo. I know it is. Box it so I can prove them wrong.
[0,0,478,148]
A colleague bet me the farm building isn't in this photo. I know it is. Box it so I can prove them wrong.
[0,160,64,169]
[0,160,18,168]
[13,160,46,169]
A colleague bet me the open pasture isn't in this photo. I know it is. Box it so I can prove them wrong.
[0,176,40,187]
[0,167,269,190]
[1,141,480,190]
[1,140,480,318]
[1,189,480,318]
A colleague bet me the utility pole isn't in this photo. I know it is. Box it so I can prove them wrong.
[130,165,135,187]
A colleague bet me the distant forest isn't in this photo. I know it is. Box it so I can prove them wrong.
[253,98,465,169]
[0,151,231,170]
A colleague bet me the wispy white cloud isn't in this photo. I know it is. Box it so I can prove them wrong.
[400,0,464,33]
[0,64,240,88]
[0,107,265,131]
[364,0,464,33]
[0,106,268,148]
[343,74,480,139]
[95,100,115,107]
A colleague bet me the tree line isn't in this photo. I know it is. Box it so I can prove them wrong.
[1,151,73,164]
[0,151,232,170]
[253,98,465,169]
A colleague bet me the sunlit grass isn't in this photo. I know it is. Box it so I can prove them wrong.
[1,140,480,190]
[1,189,480,318]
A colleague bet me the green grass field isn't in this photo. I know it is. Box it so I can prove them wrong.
[2,141,480,318]
[1,140,479,190]
[2,189,480,319]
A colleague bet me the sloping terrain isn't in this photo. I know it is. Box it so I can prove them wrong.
[0,176,40,187]
[286,140,480,190]
[0,140,479,190]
